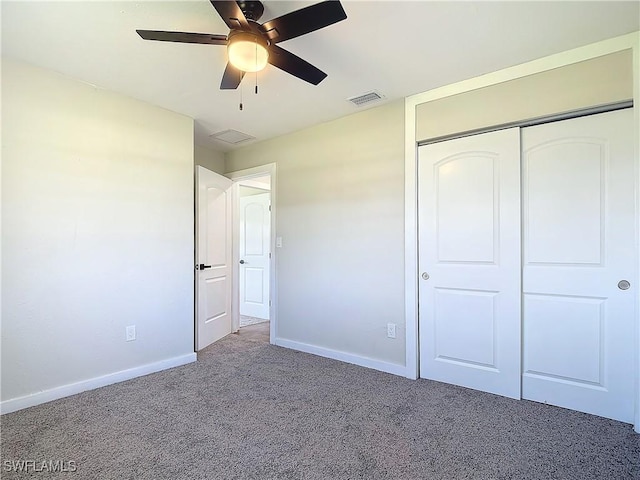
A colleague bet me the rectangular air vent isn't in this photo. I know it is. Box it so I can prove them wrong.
[347,91,385,107]
[209,129,255,145]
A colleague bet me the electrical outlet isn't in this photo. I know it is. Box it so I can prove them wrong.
[126,325,136,342]
[387,323,396,339]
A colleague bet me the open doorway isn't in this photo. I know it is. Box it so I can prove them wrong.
[238,179,271,329]
[227,163,276,344]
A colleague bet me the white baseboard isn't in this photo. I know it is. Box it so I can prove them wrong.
[1,353,197,415]
[274,337,407,377]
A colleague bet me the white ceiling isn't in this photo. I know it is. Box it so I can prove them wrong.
[2,1,639,152]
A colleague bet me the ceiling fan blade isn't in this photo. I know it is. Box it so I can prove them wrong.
[210,1,250,30]
[220,62,246,89]
[260,1,347,43]
[267,45,327,86]
[137,30,227,45]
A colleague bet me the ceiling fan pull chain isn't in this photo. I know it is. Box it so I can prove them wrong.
[255,41,259,95]
[239,81,243,111]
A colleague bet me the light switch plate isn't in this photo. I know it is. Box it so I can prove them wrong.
[126,325,136,342]
[387,323,396,339]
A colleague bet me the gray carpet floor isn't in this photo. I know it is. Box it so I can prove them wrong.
[1,325,638,480]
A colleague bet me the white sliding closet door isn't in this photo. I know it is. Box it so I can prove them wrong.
[521,109,636,423]
[418,128,522,399]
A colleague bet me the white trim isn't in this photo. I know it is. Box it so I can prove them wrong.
[404,31,640,432]
[275,337,407,377]
[0,353,197,415]
[226,163,277,345]
[230,180,241,334]
[404,98,418,380]
[633,37,640,434]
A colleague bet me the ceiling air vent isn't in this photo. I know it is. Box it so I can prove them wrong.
[347,91,385,107]
[209,129,255,145]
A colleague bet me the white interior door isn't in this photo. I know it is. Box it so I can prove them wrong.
[239,192,270,319]
[418,128,522,399]
[521,109,636,423]
[195,166,233,351]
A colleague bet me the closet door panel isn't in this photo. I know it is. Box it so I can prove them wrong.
[418,128,521,399]
[522,109,635,423]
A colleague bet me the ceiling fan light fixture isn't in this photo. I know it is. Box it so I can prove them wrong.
[227,32,269,73]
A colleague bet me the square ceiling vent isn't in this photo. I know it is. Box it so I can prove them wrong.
[209,129,255,145]
[347,90,385,107]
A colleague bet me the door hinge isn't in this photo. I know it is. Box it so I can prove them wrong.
[269,252,271,258]
[269,300,272,306]
[269,205,271,211]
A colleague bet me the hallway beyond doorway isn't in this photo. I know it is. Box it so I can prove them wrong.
[240,315,269,328]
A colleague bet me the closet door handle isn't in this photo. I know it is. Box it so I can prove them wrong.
[618,280,630,290]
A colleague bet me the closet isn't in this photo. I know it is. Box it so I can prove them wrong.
[417,108,635,423]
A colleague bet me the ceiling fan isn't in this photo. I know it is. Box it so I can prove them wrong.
[136,1,347,90]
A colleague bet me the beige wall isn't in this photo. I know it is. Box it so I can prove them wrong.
[195,144,225,174]
[226,101,406,366]
[1,59,195,406]
[416,50,633,142]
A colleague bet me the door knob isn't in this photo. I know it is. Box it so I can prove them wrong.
[618,280,630,290]
[422,272,430,280]
[197,264,211,270]
[239,260,246,264]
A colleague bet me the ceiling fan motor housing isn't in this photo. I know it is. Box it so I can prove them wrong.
[237,1,264,22]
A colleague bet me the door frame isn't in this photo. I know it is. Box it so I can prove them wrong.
[227,163,277,344]
[404,32,640,432]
